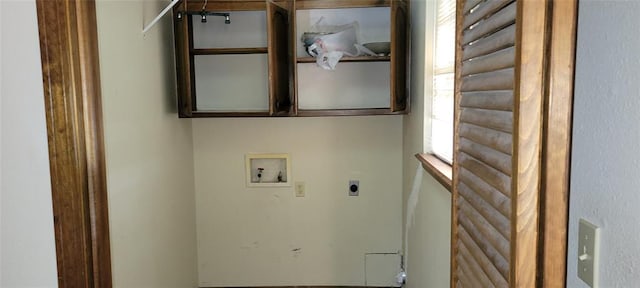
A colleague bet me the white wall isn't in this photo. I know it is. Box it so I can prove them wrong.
[192,116,403,286]
[0,1,59,287]
[568,1,640,287]
[96,1,198,287]
[402,0,451,287]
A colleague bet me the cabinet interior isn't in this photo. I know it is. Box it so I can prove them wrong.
[173,0,409,117]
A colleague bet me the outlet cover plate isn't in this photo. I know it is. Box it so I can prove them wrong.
[349,180,359,196]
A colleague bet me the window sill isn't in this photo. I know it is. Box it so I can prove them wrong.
[415,153,452,192]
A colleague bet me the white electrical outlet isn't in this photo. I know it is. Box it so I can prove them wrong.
[578,218,599,287]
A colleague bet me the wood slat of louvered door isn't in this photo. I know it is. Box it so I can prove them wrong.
[451,0,548,287]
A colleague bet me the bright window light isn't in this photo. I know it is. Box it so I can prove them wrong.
[430,0,456,163]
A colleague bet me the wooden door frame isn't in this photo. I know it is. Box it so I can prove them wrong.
[538,0,578,286]
[34,0,575,287]
[36,0,112,287]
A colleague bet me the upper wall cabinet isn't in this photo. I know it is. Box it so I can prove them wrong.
[173,0,409,117]
[173,0,293,117]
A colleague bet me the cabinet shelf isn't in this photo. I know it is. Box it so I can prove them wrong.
[191,47,268,55]
[296,0,391,10]
[296,55,390,63]
[190,111,271,118]
[297,108,403,117]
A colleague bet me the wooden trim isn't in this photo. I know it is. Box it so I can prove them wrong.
[295,0,391,9]
[267,0,295,116]
[267,0,279,115]
[189,108,407,117]
[390,0,409,112]
[415,153,452,191]
[192,47,268,55]
[286,0,297,116]
[538,0,577,286]
[510,0,547,286]
[36,0,112,287]
[189,111,271,117]
[291,0,299,116]
[174,0,194,117]
[187,15,198,114]
[203,286,381,288]
[185,1,267,11]
[450,0,466,286]
[296,108,404,117]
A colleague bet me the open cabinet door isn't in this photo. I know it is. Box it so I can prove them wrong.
[450,0,552,286]
[173,0,194,117]
[267,0,294,116]
[390,0,409,112]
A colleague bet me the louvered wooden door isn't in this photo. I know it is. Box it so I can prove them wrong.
[451,0,548,287]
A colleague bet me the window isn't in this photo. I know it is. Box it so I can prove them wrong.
[430,0,456,163]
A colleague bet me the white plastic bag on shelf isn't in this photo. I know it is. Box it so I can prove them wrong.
[304,18,366,70]
[307,50,344,70]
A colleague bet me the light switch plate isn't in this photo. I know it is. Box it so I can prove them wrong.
[578,218,599,287]
[295,182,305,197]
